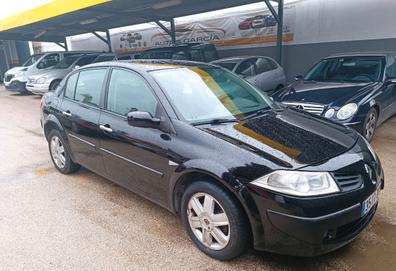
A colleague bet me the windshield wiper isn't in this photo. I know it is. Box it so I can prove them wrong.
[242,108,272,120]
[192,118,239,126]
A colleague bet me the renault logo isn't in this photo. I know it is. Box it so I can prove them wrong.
[365,164,376,185]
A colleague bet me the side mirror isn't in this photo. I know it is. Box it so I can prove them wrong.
[127,111,161,127]
[73,65,80,70]
[295,75,303,81]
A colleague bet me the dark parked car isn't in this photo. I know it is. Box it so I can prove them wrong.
[41,60,383,260]
[140,43,219,62]
[272,52,396,141]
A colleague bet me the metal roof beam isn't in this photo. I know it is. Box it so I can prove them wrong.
[263,0,280,23]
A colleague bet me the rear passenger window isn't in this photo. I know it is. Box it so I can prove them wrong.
[107,69,158,116]
[64,73,78,99]
[74,69,107,107]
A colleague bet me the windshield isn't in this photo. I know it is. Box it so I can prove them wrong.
[305,56,385,83]
[53,55,81,69]
[215,62,238,71]
[23,54,43,67]
[151,66,273,123]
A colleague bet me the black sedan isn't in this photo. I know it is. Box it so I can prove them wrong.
[41,60,384,260]
[272,52,396,141]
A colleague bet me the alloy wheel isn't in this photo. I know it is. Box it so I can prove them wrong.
[50,135,66,169]
[187,193,230,250]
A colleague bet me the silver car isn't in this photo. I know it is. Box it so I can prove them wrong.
[26,54,99,95]
[212,56,286,93]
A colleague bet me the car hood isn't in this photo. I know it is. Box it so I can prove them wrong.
[5,66,25,75]
[29,69,70,81]
[204,109,358,169]
[273,80,379,107]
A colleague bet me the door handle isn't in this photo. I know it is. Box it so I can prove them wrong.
[100,124,113,133]
[62,110,72,117]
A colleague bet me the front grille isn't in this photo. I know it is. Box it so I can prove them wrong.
[28,78,35,84]
[5,74,14,82]
[283,102,325,115]
[333,172,363,192]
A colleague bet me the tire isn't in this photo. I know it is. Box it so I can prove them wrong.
[180,181,250,261]
[48,130,80,174]
[49,80,61,91]
[363,108,378,142]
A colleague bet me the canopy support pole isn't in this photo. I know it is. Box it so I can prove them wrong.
[155,18,176,45]
[92,31,112,52]
[263,0,284,65]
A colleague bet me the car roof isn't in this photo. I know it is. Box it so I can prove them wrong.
[326,51,396,58]
[82,59,217,72]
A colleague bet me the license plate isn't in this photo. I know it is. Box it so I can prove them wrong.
[361,190,379,217]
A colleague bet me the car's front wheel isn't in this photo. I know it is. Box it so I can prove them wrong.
[48,130,80,174]
[181,181,250,261]
[363,108,378,141]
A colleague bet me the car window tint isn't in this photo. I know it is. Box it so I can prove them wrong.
[190,49,202,61]
[37,54,60,69]
[74,69,107,107]
[64,73,79,99]
[203,47,218,62]
[235,60,256,77]
[107,69,158,116]
[256,58,276,73]
[386,56,396,78]
[117,55,132,60]
[75,55,98,67]
[172,51,188,60]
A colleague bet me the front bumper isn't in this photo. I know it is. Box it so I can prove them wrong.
[246,182,381,256]
[26,83,50,95]
[4,80,27,92]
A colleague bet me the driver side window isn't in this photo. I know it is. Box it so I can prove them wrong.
[107,69,158,116]
[386,56,396,79]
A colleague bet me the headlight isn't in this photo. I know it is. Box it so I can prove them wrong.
[14,71,25,78]
[250,170,340,196]
[337,103,358,120]
[36,77,47,84]
[324,108,335,118]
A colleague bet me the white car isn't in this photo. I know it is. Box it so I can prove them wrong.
[212,56,286,93]
[4,51,96,93]
[26,53,100,95]
[3,53,43,91]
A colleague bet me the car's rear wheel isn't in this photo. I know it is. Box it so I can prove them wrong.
[181,181,250,261]
[363,108,378,142]
[48,130,80,174]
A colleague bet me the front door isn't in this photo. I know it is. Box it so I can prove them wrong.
[99,68,172,204]
[58,68,108,174]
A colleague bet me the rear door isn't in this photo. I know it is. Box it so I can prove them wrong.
[98,68,172,204]
[58,68,108,174]
[383,55,396,119]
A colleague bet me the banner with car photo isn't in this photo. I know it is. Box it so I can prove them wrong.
[113,5,296,53]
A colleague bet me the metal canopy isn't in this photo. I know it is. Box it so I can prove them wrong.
[0,0,263,42]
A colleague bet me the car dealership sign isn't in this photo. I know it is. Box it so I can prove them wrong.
[112,5,296,53]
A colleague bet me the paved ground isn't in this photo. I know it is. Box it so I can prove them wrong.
[0,85,395,271]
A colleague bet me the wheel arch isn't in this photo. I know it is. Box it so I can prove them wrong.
[169,160,261,247]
